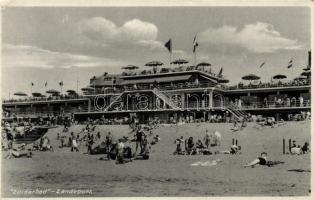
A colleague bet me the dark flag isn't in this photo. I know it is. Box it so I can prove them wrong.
[218,67,223,76]
[287,59,293,69]
[59,81,63,86]
[31,82,34,86]
[193,36,198,53]
[164,39,172,53]
[259,62,266,68]
[45,82,48,87]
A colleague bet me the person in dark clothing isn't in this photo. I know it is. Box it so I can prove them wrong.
[87,134,94,154]
[135,126,144,153]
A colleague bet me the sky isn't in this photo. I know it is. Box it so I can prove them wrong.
[2,7,311,98]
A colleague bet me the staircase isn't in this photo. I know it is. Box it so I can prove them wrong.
[104,92,125,111]
[226,104,248,121]
[152,88,181,110]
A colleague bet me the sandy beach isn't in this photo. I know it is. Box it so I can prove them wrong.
[1,121,311,197]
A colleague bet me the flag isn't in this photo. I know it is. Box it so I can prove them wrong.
[193,35,198,53]
[164,39,172,53]
[45,82,47,87]
[218,67,223,76]
[31,82,34,86]
[59,81,63,86]
[287,59,293,69]
[259,62,266,68]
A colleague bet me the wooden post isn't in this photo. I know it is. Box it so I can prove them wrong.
[236,139,238,146]
[288,139,291,153]
[232,138,235,145]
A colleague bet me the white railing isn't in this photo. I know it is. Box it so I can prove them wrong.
[152,88,180,110]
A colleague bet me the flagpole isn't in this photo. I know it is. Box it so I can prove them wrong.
[194,49,197,67]
[170,51,172,68]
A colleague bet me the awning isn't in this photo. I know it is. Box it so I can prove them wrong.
[122,75,192,85]
[200,75,218,83]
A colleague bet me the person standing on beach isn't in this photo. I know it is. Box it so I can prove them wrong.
[204,130,211,148]
[135,125,144,153]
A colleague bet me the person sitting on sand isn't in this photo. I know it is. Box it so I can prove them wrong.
[196,139,206,154]
[185,137,196,155]
[174,136,185,155]
[231,121,239,131]
[41,136,53,151]
[292,140,297,148]
[6,143,32,159]
[151,134,160,145]
[302,142,310,154]
[116,139,132,164]
[290,145,302,155]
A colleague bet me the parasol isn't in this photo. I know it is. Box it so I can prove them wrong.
[66,89,76,93]
[273,74,287,79]
[171,59,189,65]
[301,71,311,77]
[145,61,163,73]
[242,74,260,81]
[196,62,211,71]
[46,89,60,95]
[122,65,139,70]
[32,92,42,97]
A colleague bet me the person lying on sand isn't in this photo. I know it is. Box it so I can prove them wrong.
[244,152,268,167]
[243,152,285,168]
[216,145,241,155]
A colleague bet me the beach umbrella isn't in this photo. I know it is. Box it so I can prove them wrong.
[301,71,311,77]
[145,61,164,67]
[145,61,163,73]
[242,74,260,81]
[303,67,311,71]
[46,89,60,95]
[273,74,287,79]
[171,59,189,65]
[14,92,28,96]
[196,62,211,71]
[122,65,139,70]
[81,87,95,91]
[66,89,76,93]
[32,92,42,97]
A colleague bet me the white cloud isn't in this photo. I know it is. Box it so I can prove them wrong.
[76,17,163,50]
[199,22,303,53]
[3,44,126,69]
